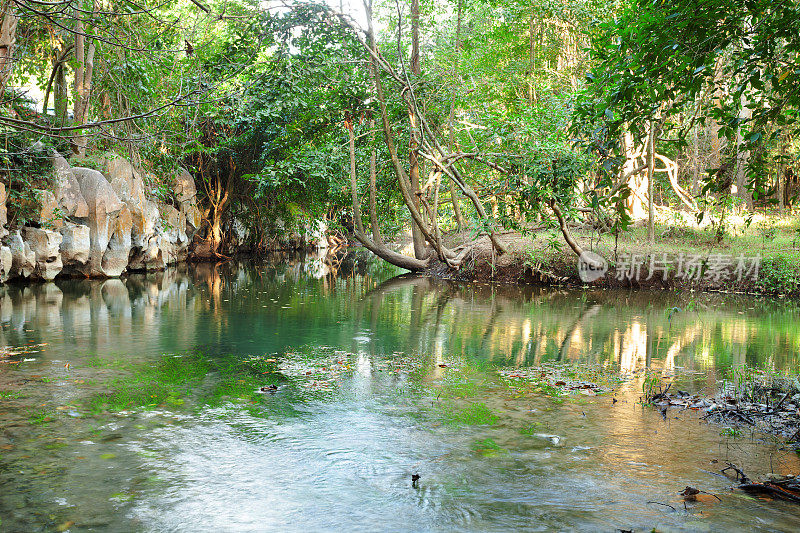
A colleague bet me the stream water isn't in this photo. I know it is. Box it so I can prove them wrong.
[1,250,800,532]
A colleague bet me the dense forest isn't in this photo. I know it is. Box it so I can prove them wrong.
[0,0,798,275]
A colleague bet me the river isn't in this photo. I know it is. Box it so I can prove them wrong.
[1,250,799,532]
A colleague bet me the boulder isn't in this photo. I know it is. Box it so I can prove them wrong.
[190,233,214,260]
[59,224,91,271]
[161,204,187,243]
[305,220,328,249]
[8,230,35,279]
[105,156,164,258]
[173,167,196,204]
[0,246,11,283]
[101,204,132,277]
[173,168,202,232]
[32,189,62,229]
[104,155,148,214]
[128,235,164,271]
[51,152,89,218]
[23,227,63,281]
[70,167,125,277]
[130,199,159,248]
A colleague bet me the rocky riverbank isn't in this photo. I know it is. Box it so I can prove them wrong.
[0,151,327,283]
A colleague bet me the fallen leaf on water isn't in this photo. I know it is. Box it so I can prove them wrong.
[57,520,75,532]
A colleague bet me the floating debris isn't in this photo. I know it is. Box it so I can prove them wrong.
[646,385,800,442]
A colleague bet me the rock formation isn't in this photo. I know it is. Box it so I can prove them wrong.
[23,227,63,281]
[0,149,327,284]
[59,223,91,274]
[0,151,195,282]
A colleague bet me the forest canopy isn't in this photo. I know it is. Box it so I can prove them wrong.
[0,0,798,266]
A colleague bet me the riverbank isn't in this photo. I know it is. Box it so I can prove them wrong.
[420,213,800,297]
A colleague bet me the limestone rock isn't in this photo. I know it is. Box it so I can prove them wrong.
[8,230,35,279]
[23,227,63,281]
[59,224,90,271]
[70,167,125,277]
[190,233,214,260]
[105,155,147,214]
[130,199,160,249]
[32,189,62,228]
[127,201,165,272]
[104,155,162,257]
[0,246,11,283]
[173,167,196,203]
[101,205,133,277]
[305,220,328,249]
[164,206,186,242]
[128,236,164,271]
[173,168,202,232]
[52,152,89,218]
[183,203,202,234]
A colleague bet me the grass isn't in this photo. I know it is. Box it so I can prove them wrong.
[83,353,288,416]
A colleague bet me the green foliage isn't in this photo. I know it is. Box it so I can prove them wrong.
[573,0,800,198]
[0,137,54,227]
[83,353,287,415]
[441,402,499,426]
[755,254,800,294]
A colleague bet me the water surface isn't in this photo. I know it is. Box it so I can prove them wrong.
[1,251,799,532]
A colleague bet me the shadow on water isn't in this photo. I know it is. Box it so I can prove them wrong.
[1,249,800,531]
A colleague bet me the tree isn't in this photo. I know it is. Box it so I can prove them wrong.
[0,0,17,102]
[572,0,800,224]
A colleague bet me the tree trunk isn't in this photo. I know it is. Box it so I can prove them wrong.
[408,0,426,259]
[528,13,536,105]
[549,200,584,258]
[691,121,700,195]
[71,11,97,156]
[622,132,646,219]
[368,119,382,244]
[779,136,786,213]
[55,64,68,126]
[42,44,73,115]
[734,93,752,210]
[0,0,18,102]
[646,120,656,244]
[448,0,465,232]
[347,120,365,235]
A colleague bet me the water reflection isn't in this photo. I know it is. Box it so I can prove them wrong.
[1,250,800,374]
